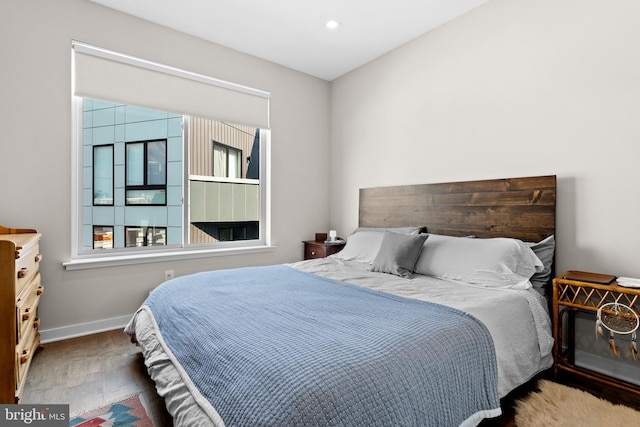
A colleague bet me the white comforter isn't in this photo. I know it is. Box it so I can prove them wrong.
[290,257,554,397]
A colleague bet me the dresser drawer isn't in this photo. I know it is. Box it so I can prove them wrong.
[15,242,41,296]
[15,318,39,392]
[16,274,43,343]
[304,242,327,259]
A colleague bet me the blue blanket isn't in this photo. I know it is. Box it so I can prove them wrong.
[143,265,499,426]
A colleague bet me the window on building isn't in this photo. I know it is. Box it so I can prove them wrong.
[125,140,167,205]
[93,145,113,205]
[213,142,242,178]
[217,224,251,241]
[93,226,113,249]
[68,42,271,269]
[125,226,167,247]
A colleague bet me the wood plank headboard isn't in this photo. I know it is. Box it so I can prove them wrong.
[359,175,556,243]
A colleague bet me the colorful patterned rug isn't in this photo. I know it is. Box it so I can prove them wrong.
[70,394,152,427]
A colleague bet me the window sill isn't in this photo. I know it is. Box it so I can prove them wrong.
[63,245,276,270]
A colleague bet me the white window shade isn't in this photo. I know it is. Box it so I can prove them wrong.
[72,41,270,128]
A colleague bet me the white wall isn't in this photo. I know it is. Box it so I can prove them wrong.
[330,0,640,278]
[4,0,640,339]
[0,0,330,338]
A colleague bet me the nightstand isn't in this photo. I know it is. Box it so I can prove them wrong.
[552,271,640,397]
[303,240,345,260]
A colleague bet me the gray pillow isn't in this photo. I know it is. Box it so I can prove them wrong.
[527,235,555,296]
[371,232,429,278]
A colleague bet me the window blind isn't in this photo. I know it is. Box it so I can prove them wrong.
[72,41,270,128]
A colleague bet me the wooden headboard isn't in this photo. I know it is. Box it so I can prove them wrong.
[359,175,556,243]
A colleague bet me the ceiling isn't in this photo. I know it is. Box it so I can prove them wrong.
[89,0,489,81]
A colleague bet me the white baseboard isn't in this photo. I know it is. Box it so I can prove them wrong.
[39,314,133,343]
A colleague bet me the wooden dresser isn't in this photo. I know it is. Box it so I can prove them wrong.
[0,225,43,403]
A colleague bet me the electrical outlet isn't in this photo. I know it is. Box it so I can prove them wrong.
[164,270,174,281]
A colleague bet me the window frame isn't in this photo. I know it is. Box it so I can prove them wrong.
[124,139,168,206]
[124,225,167,248]
[212,141,242,179]
[67,43,273,270]
[92,144,114,206]
[92,225,114,250]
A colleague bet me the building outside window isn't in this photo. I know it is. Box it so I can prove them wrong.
[80,98,262,252]
[81,99,182,251]
[188,117,260,244]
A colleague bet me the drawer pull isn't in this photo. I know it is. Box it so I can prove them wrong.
[17,267,28,279]
[311,251,316,256]
[37,285,44,295]
[34,318,41,328]
[35,253,43,262]
[20,348,31,364]
[22,308,31,321]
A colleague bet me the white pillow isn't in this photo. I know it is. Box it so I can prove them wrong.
[414,234,543,289]
[331,231,385,264]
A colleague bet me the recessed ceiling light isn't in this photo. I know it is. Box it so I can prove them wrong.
[325,20,340,30]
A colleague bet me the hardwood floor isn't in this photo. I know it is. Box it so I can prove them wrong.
[21,329,173,426]
[20,329,636,426]
[22,329,528,426]
[477,374,549,427]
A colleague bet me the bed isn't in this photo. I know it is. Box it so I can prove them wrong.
[125,175,557,427]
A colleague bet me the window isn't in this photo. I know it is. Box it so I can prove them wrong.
[93,145,113,205]
[125,226,167,247]
[213,142,242,178]
[67,42,271,269]
[93,226,113,249]
[125,140,167,205]
[77,98,264,253]
[217,224,253,241]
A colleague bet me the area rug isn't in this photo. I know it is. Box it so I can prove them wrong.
[70,393,152,427]
[515,379,640,426]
